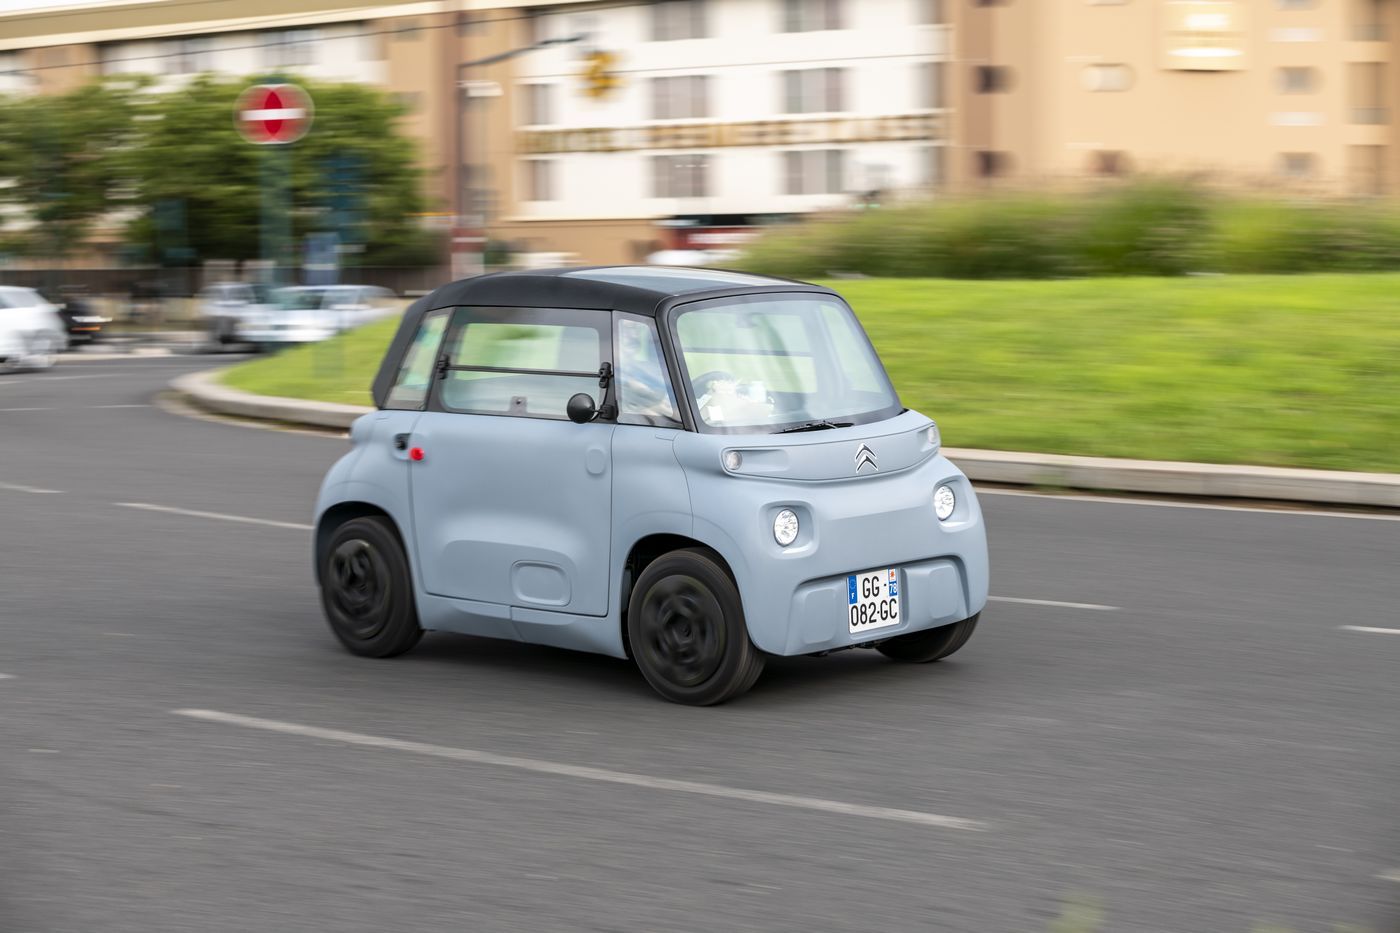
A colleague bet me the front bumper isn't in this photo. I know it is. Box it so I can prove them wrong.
[687,454,989,657]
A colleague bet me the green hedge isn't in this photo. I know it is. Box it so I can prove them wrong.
[735,181,1400,279]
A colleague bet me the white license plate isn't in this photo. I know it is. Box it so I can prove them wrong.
[847,568,901,635]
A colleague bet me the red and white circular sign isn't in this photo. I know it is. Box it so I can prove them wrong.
[235,83,313,145]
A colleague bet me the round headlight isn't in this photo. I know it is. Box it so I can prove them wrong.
[927,422,941,449]
[773,508,800,546]
[723,450,743,471]
[934,485,956,521]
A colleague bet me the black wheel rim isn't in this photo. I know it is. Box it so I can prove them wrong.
[327,538,393,640]
[637,574,726,688]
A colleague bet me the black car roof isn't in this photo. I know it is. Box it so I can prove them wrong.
[417,266,823,316]
[371,266,835,408]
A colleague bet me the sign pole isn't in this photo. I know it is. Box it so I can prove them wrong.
[237,81,313,287]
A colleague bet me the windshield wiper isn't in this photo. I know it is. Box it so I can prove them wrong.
[777,419,854,434]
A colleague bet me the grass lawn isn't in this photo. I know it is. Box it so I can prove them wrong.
[219,273,1400,473]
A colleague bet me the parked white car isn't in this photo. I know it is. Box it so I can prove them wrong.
[197,281,275,345]
[238,285,397,348]
[0,286,68,371]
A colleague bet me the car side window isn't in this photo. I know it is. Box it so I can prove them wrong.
[438,307,608,420]
[386,309,449,410]
[616,315,681,427]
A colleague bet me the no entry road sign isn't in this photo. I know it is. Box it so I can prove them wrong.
[235,83,313,145]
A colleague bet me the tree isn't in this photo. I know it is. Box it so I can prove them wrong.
[0,78,144,259]
[122,75,428,266]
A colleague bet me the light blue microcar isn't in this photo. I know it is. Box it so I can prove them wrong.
[315,267,989,705]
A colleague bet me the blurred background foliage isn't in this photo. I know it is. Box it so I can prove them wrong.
[0,75,430,266]
[734,178,1400,279]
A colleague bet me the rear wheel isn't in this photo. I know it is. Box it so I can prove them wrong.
[319,516,422,658]
[876,614,979,663]
[627,548,764,705]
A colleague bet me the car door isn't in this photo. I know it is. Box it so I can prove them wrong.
[408,306,615,616]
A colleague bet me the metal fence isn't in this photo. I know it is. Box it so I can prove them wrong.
[0,265,451,299]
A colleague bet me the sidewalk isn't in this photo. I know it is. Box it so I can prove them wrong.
[172,368,1400,510]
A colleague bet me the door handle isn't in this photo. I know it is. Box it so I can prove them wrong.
[393,433,410,451]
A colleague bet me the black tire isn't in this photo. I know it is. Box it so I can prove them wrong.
[627,548,765,706]
[876,614,979,663]
[319,516,422,658]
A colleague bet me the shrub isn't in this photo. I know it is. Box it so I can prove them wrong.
[733,180,1400,279]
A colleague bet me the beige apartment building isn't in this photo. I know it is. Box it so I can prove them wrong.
[2,0,1397,267]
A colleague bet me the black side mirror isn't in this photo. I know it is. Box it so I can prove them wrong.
[566,393,597,424]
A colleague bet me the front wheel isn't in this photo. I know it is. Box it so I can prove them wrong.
[876,614,979,663]
[22,332,60,370]
[627,548,764,705]
[319,516,422,658]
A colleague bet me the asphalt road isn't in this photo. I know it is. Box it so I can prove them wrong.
[1,356,1397,933]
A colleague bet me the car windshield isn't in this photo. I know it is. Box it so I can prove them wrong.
[671,294,901,434]
[0,288,39,309]
[273,288,326,311]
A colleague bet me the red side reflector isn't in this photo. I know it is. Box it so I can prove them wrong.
[409,447,425,462]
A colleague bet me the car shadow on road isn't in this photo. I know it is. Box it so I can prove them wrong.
[401,632,977,709]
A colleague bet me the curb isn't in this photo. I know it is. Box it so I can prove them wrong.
[173,368,1400,510]
[172,368,370,431]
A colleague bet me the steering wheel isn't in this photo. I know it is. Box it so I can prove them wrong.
[691,370,736,397]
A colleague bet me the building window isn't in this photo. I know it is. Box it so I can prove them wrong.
[1350,62,1388,124]
[522,84,554,126]
[651,0,708,41]
[974,65,1013,93]
[1278,152,1317,178]
[263,29,317,68]
[1081,63,1132,92]
[782,0,844,33]
[973,0,1013,6]
[165,37,214,75]
[652,154,710,198]
[974,150,1010,178]
[1353,0,1386,40]
[923,146,947,187]
[1348,144,1386,194]
[1090,151,1130,176]
[919,61,947,108]
[523,160,557,202]
[650,75,711,120]
[782,149,847,195]
[919,0,948,24]
[1276,66,1318,94]
[782,68,846,113]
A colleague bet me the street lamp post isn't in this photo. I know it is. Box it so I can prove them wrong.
[452,31,588,280]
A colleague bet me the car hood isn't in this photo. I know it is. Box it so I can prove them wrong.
[693,411,939,482]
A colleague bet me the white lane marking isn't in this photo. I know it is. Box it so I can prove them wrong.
[116,502,313,531]
[1339,625,1400,636]
[1378,868,1400,882]
[989,596,1120,612]
[979,487,1400,523]
[174,709,986,832]
[0,373,123,386]
[1,404,150,411]
[0,674,14,680]
[0,481,62,494]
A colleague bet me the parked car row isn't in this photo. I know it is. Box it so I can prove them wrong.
[0,286,71,371]
[198,283,397,350]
